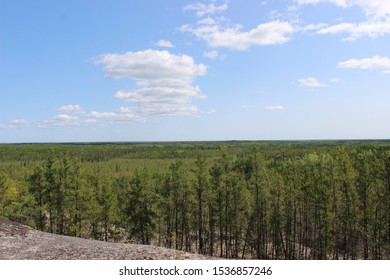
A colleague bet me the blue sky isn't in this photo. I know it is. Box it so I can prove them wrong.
[1,0,390,142]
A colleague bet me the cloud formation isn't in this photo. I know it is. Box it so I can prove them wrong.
[181,1,294,50]
[338,55,390,72]
[10,119,29,126]
[58,105,85,114]
[1,119,30,129]
[181,20,294,50]
[297,0,390,40]
[155,40,175,48]
[89,110,143,122]
[45,114,80,127]
[265,105,284,111]
[296,0,390,16]
[316,19,390,40]
[298,77,329,88]
[203,50,219,59]
[94,49,207,116]
[183,2,228,17]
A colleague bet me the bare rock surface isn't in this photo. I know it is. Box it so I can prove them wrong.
[0,219,216,260]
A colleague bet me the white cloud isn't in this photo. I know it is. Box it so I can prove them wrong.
[55,114,78,121]
[265,105,284,111]
[155,40,175,48]
[338,55,390,71]
[197,17,217,25]
[296,0,348,8]
[299,23,328,32]
[94,49,206,116]
[183,2,228,17]
[43,107,144,127]
[89,110,143,122]
[296,0,390,16]
[297,0,390,40]
[181,20,294,50]
[203,50,219,59]
[0,119,29,129]
[316,19,390,40]
[58,104,85,114]
[349,0,390,17]
[114,82,204,116]
[44,114,80,127]
[298,77,329,88]
[10,119,29,126]
[94,50,206,81]
[182,1,293,50]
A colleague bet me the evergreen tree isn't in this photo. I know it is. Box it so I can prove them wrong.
[28,167,46,231]
[125,169,156,244]
[192,154,208,254]
[0,172,19,219]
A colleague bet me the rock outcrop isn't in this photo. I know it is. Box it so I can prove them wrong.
[0,219,216,260]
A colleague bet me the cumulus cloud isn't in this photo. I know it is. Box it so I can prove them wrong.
[43,107,145,127]
[55,114,77,121]
[347,0,390,17]
[183,2,228,17]
[295,0,348,8]
[155,40,175,48]
[265,105,284,111]
[94,49,207,116]
[296,0,390,16]
[297,0,390,40]
[45,114,80,127]
[58,104,85,114]
[94,50,206,81]
[338,55,390,72]
[298,77,329,88]
[203,50,219,59]
[197,17,217,25]
[1,119,30,129]
[89,110,144,122]
[316,19,390,40]
[181,20,294,50]
[39,106,90,128]
[10,119,29,126]
[181,1,293,50]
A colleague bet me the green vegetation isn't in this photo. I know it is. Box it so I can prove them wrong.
[0,141,389,259]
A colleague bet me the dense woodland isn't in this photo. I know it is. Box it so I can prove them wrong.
[0,141,389,259]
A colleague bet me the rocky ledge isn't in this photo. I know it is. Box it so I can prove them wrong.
[0,218,216,260]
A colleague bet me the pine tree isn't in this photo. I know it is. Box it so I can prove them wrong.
[192,154,208,254]
[28,166,46,231]
[125,169,156,244]
[44,152,56,233]
[0,172,19,219]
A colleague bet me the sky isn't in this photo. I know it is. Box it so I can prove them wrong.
[1,0,390,143]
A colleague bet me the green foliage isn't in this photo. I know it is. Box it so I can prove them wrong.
[0,140,389,259]
[0,172,19,218]
[124,169,156,244]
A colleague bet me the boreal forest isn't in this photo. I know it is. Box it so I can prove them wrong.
[0,141,389,260]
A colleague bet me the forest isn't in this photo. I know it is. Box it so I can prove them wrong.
[0,140,389,260]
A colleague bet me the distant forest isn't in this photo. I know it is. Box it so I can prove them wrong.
[0,141,389,259]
